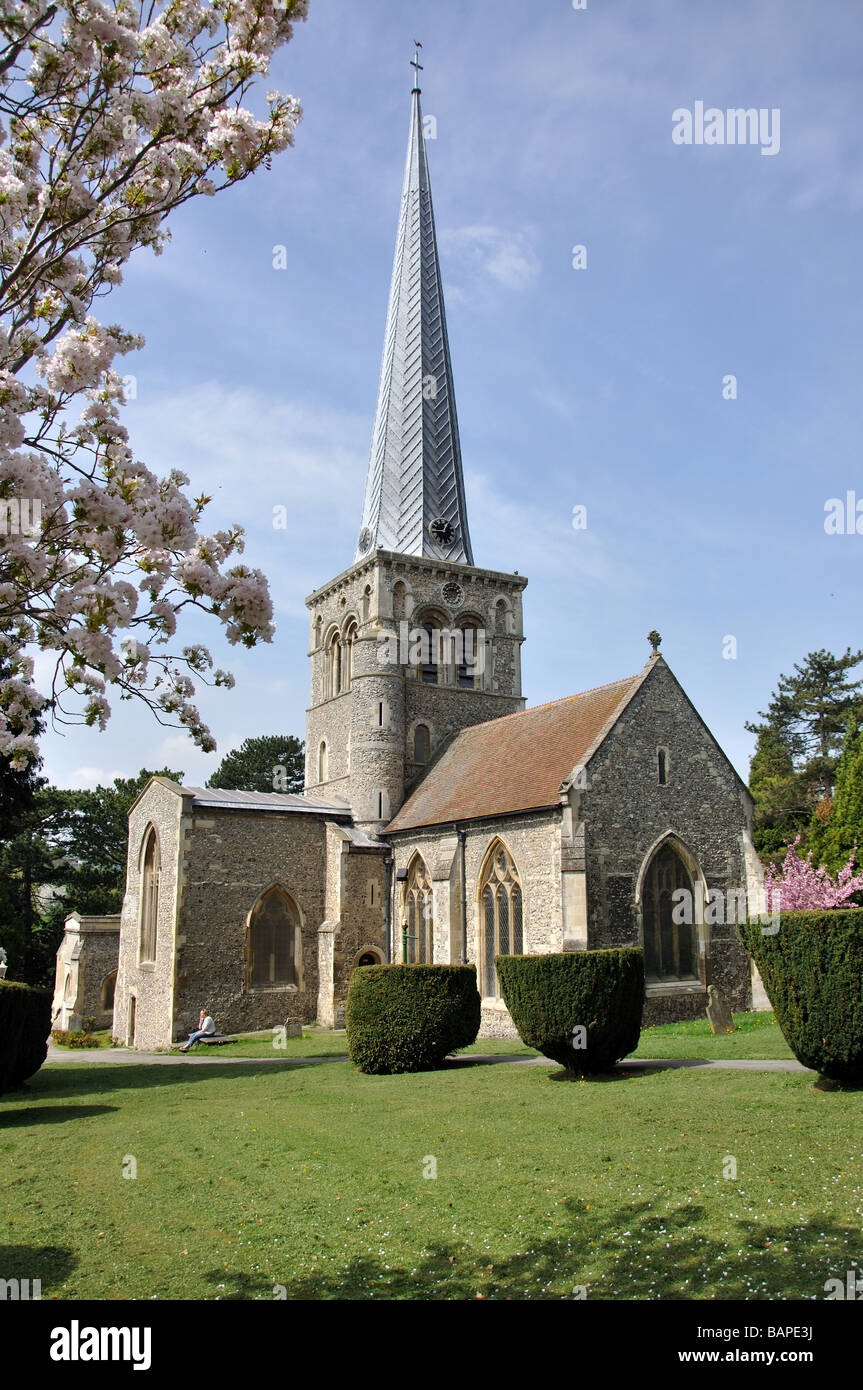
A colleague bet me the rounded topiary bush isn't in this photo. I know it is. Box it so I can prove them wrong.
[346,964,481,1074]
[495,949,644,1075]
[0,980,51,1093]
[740,909,863,1082]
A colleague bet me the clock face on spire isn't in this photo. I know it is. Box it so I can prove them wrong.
[357,527,373,554]
[429,517,455,547]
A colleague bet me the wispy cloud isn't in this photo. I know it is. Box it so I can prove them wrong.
[441,225,541,293]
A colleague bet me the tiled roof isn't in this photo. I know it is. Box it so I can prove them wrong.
[386,673,643,833]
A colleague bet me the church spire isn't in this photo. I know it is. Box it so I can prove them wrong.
[354,50,474,566]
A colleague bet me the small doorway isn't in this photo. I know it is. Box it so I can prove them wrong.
[357,951,381,967]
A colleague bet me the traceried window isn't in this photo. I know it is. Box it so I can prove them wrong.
[642,843,697,983]
[480,842,523,998]
[138,826,159,964]
[249,886,300,989]
[406,856,434,964]
[413,723,430,764]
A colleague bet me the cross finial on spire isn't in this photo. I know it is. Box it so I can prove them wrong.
[410,40,423,93]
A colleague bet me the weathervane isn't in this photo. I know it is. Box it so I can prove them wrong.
[411,40,423,93]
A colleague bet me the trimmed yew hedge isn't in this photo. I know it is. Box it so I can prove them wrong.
[496,949,644,1074]
[0,980,52,1094]
[346,964,481,1074]
[740,909,863,1082]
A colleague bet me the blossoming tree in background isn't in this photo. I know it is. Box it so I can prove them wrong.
[764,836,863,912]
[0,0,309,765]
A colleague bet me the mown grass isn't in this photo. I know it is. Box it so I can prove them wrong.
[634,1010,794,1061]
[1,1042,859,1301]
[152,1011,789,1063]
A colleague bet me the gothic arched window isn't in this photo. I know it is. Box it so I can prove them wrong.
[414,724,430,764]
[406,856,434,964]
[318,740,328,783]
[642,843,697,983]
[479,842,523,998]
[138,825,159,964]
[248,886,300,989]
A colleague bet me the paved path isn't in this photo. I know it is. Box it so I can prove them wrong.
[43,1045,810,1073]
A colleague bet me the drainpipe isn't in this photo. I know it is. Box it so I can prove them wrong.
[383,854,393,963]
[454,824,467,964]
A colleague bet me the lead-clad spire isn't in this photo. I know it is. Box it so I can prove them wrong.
[354,50,474,566]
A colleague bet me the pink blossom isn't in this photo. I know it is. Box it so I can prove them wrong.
[764,837,863,911]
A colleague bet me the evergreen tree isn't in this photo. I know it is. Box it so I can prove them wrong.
[206,735,304,794]
[748,728,808,862]
[747,648,863,860]
[809,719,863,876]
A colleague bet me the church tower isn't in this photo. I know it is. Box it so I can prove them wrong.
[305,52,527,833]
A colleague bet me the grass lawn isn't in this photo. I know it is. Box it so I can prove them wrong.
[634,1010,794,1061]
[145,1010,790,1063]
[2,1039,860,1301]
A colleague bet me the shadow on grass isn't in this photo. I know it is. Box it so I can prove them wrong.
[6,1057,348,1103]
[0,1244,77,1290]
[204,1197,854,1301]
[0,1104,119,1126]
[443,1054,535,1069]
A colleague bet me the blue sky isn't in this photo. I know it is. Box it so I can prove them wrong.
[39,0,863,789]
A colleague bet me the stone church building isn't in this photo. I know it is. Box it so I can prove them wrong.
[110,72,763,1050]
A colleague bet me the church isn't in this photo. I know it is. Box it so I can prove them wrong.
[105,69,763,1051]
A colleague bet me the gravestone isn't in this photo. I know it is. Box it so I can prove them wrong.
[283,1017,302,1038]
[334,1002,346,1030]
[706,984,735,1035]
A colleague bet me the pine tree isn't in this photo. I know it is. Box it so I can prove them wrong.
[746,648,863,860]
[809,719,863,876]
[206,735,305,794]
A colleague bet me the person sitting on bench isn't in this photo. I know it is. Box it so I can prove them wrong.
[180,1009,216,1052]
